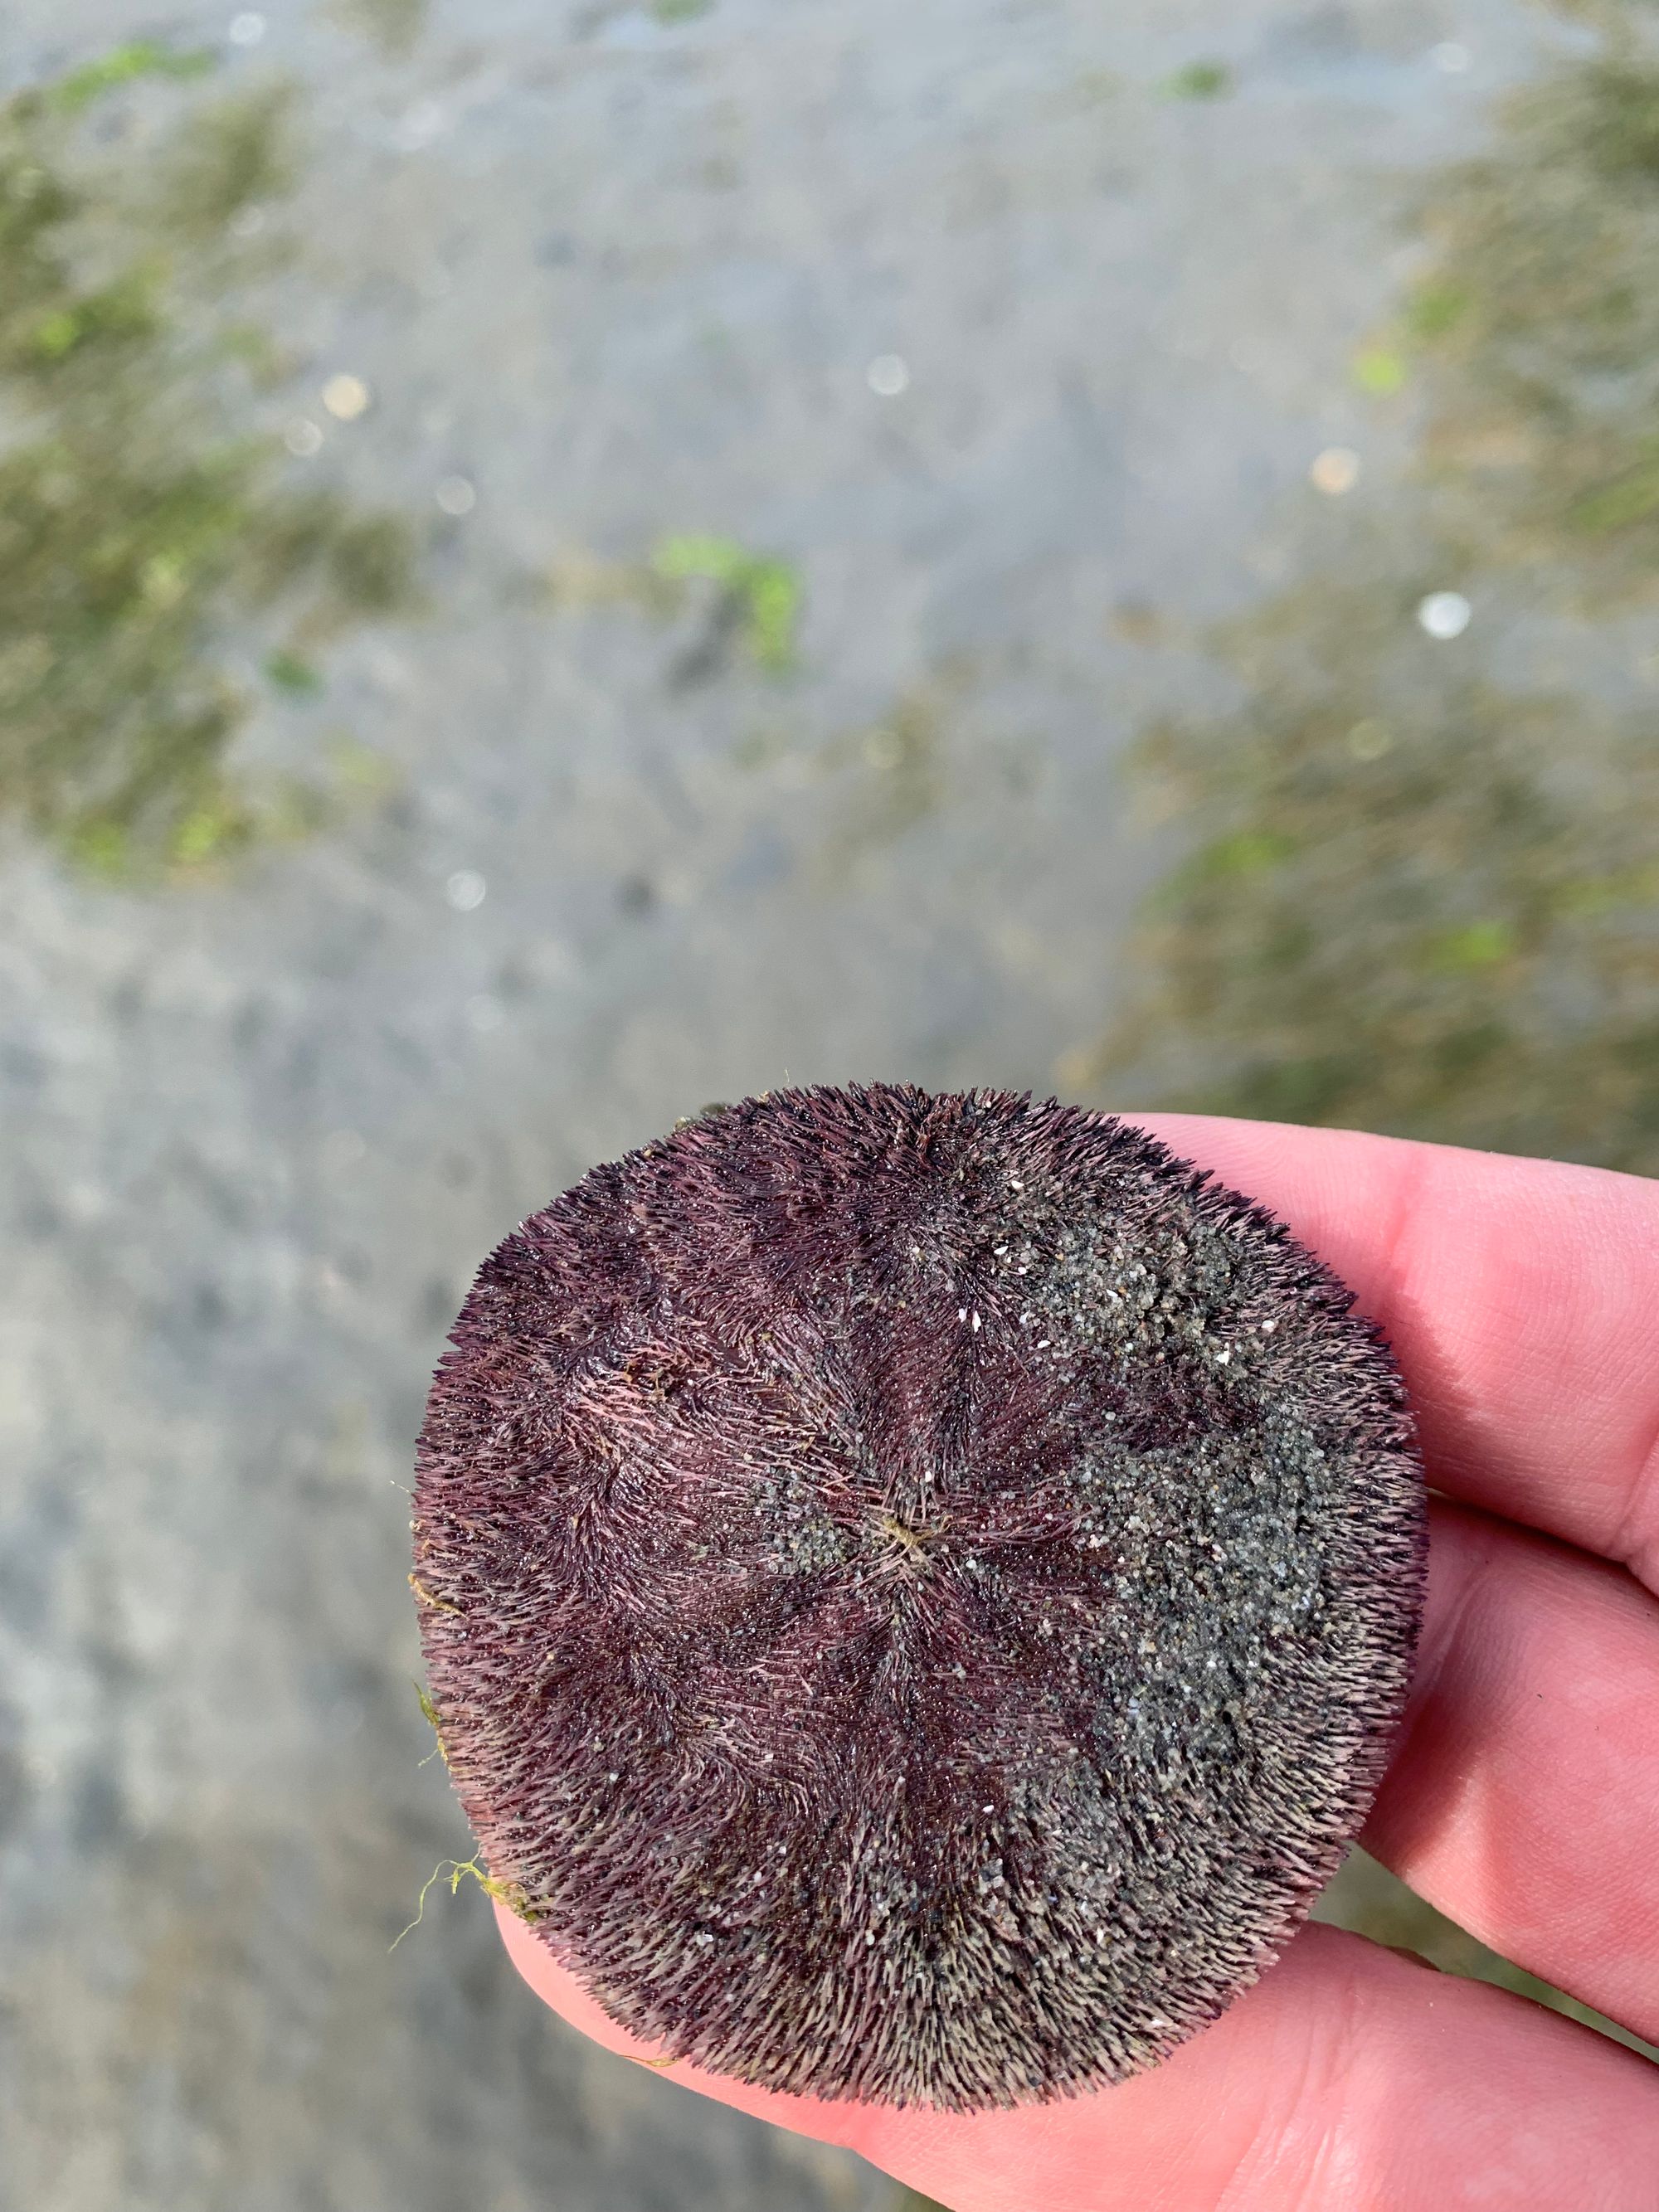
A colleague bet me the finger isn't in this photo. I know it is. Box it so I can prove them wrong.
[1361,1495,1659,2046]
[498,1908,1659,2211]
[1127,1116,1659,1587]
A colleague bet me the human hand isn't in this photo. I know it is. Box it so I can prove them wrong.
[496,1118,1659,2210]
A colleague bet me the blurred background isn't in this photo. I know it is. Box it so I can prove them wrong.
[2,0,1656,2206]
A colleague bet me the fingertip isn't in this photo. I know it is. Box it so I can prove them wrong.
[493,1899,868,2148]
[494,1899,647,2062]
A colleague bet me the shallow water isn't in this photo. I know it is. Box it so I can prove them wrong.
[1,2,1653,2208]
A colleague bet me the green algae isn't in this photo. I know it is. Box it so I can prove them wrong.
[651,533,802,672]
[1160,61,1233,101]
[1068,547,1659,1171]
[1070,0,1659,1178]
[0,43,416,882]
[325,0,431,61]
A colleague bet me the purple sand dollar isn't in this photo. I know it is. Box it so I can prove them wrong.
[412,1085,1426,2108]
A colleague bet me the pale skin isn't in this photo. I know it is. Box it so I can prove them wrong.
[494,1118,1659,2210]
